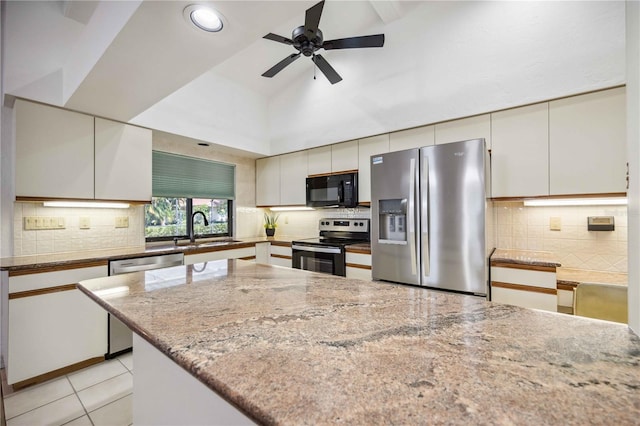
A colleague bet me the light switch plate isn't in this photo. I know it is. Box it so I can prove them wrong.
[550,216,561,231]
[79,217,91,229]
[24,216,66,230]
[115,216,129,228]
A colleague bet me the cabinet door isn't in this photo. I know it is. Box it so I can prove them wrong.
[7,265,108,386]
[94,118,152,202]
[15,100,94,199]
[256,156,280,206]
[280,151,308,205]
[307,146,331,176]
[331,140,358,172]
[549,88,626,195]
[491,103,549,197]
[358,135,389,203]
[435,114,491,148]
[184,247,256,264]
[389,125,434,152]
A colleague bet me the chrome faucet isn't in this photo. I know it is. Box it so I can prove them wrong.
[190,211,209,243]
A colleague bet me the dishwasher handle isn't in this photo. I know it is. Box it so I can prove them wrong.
[109,253,184,276]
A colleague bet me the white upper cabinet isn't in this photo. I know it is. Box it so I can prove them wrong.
[549,87,626,195]
[331,140,358,172]
[307,145,331,176]
[435,114,491,148]
[256,156,280,206]
[94,118,152,202]
[389,125,435,152]
[15,100,95,199]
[491,103,549,197]
[358,135,389,203]
[280,151,308,205]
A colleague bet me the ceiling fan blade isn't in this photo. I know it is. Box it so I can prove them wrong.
[312,54,342,85]
[304,1,324,38]
[262,53,301,78]
[263,33,294,45]
[323,34,385,50]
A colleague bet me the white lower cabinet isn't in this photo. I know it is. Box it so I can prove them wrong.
[184,246,256,265]
[490,264,557,312]
[346,251,372,281]
[7,265,108,386]
[270,244,292,268]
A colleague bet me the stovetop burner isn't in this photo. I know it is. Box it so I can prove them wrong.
[292,218,370,247]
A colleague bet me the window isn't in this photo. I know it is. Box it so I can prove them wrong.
[146,151,235,241]
[145,197,232,241]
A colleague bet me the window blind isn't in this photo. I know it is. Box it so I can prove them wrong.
[152,151,235,199]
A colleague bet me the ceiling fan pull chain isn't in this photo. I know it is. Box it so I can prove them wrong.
[313,54,316,80]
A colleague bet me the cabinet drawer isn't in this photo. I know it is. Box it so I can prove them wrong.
[491,266,556,289]
[270,245,292,257]
[9,265,108,293]
[491,286,557,312]
[345,252,371,267]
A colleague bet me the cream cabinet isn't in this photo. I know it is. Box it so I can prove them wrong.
[280,151,307,205]
[490,264,557,312]
[549,87,627,195]
[346,251,371,281]
[15,100,152,202]
[491,103,549,197]
[389,125,435,152]
[435,114,491,148]
[307,145,332,176]
[331,140,358,172]
[7,265,108,387]
[256,156,281,206]
[269,244,292,268]
[15,99,95,199]
[94,118,152,202]
[358,135,389,203]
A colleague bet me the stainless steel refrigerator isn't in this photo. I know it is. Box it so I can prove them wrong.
[371,138,488,295]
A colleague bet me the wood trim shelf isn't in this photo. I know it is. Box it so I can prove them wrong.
[270,241,292,247]
[490,262,556,273]
[346,263,371,270]
[491,281,557,295]
[270,254,292,260]
[9,284,77,299]
[345,247,371,255]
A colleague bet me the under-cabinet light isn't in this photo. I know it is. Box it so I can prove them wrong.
[269,206,315,212]
[43,201,130,209]
[523,198,627,207]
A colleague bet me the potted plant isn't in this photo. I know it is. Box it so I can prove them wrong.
[263,212,279,237]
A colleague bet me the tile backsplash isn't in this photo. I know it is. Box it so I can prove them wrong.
[261,207,371,238]
[13,202,145,256]
[494,201,627,273]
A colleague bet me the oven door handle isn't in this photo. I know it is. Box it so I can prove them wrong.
[292,245,342,254]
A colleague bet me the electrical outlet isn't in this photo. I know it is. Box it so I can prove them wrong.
[24,216,66,230]
[284,216,289,225]
[550,216,561,231]
[115,216,129,228]
[79,217,91,229]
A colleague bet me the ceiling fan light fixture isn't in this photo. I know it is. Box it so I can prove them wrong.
[184,5,223,33]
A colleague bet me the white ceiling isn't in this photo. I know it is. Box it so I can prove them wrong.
[3,1,625,156]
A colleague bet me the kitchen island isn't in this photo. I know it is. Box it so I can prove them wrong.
[77,260,640,425]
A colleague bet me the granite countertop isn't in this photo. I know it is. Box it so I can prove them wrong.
[557,267,628,287]
[78,260,640,425]
[491,248,561,268]
[0,235,307,272]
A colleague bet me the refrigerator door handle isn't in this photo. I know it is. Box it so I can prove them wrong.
[422,156,430,276]
[408,158,418,276]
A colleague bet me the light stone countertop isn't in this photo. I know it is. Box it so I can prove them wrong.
[77,260,640,425]
[557,267,628,286]
[491,248,561,268]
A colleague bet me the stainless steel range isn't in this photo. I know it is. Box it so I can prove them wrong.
[292,218,370,276]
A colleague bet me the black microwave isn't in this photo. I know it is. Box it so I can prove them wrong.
[306,172,358,208]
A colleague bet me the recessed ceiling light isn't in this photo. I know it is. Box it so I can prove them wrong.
[184,5,223,33]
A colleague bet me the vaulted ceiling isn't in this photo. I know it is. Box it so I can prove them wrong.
[3,1,625,156]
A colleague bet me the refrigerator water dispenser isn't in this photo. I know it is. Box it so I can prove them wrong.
[378,199,407,243]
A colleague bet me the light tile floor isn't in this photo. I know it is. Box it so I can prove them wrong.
[3,352,133,426]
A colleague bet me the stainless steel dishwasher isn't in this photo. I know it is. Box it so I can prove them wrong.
[107,252,184,358]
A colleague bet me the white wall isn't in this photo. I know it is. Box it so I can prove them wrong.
[268,1,625,155]
[626,0,640,333]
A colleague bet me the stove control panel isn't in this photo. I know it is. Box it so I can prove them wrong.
[319,218,369,233]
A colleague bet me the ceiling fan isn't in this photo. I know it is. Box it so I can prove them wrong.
[261,0,385,84]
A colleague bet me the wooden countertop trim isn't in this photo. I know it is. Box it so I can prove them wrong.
[239,256,256,261]
[346,263,371,270]
[490,262,556,273]
[9,283,77,299]
[491,281,557,295]
[557,282,578,291]
[345,247,371,254]
[8,260,108,277]
[186,242,256,255]
[270,241,292,247]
